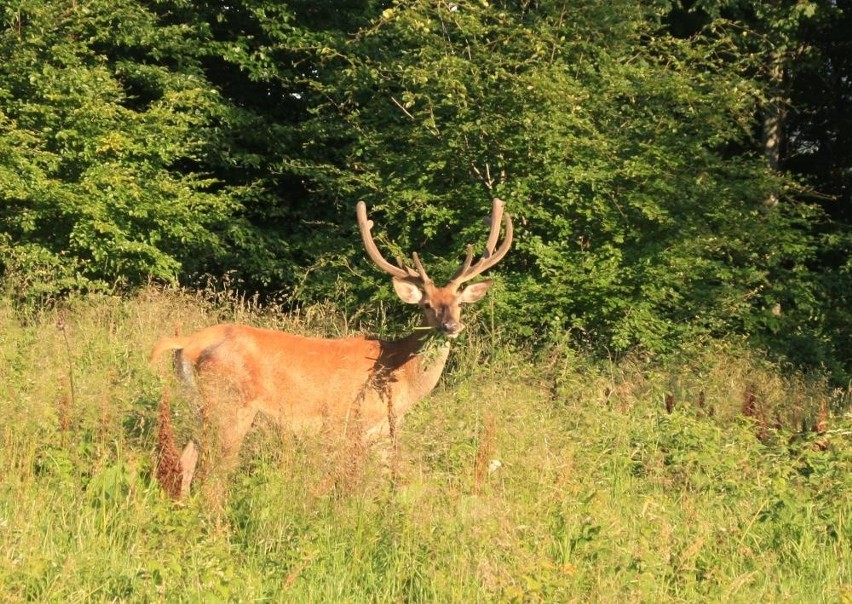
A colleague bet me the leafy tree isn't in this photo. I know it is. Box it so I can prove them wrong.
[779,0,852,376]
[0,0,239,298]
[667,0,852,376]
[306,0,813,357]
[137,0,381,295]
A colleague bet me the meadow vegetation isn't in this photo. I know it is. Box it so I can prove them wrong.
[0,286,850,602]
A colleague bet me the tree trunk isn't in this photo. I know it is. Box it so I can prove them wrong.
[763,53,786,208]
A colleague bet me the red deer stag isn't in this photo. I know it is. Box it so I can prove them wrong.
[151,199,512,498]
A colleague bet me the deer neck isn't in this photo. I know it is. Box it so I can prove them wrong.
[377,325,452,406]
[381,327,451,368]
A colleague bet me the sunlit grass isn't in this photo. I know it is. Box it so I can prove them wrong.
[0,286,849,602]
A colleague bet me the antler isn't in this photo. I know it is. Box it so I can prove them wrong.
[357,199,511,287]
[356,201,430,283]
[448,198,513,287]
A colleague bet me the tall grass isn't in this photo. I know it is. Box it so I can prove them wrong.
[0,287,849,602]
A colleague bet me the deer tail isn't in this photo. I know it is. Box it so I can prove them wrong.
[150,335,197,390]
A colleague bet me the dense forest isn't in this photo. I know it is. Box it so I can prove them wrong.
[1,0,850,379]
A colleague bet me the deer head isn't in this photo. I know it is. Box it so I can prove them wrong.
[356,199,513,338]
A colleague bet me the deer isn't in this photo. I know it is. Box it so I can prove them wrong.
[150,199,513,498]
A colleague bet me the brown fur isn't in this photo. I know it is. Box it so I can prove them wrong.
[150,323,451,443]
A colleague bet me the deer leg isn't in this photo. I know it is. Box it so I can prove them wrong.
[179,440,199,498]
[216,404,258,473]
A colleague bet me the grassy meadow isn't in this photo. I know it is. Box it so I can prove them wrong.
[0,287,850,602]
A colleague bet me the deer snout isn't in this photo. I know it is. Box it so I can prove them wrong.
[439,320,464,337]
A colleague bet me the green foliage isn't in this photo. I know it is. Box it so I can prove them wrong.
[305,0,822,360]
[0,0,238,297]
[0,0,372,298]
[134,0,380,294]
[669,0,852,379]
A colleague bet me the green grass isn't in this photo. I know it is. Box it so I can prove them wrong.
[0,288,850,602]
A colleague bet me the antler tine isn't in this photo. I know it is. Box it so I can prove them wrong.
[449,198,513,286]
[411,252,432,284]
[448,244,475,283]
[482,198,506,258]
[356,201,420,281]
[392,255,421,280]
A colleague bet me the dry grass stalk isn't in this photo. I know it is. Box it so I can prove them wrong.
[56,313,77,408]
[55,313,76,445]
[56,379,72,443]
[473,413,496,495]
[155,388,183,500]
[741,383,758,419]
[742,383,771,442]
[343,398,367,497]
[813,401,829,434]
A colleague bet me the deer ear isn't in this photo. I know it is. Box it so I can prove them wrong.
[392,278,424,304]
[459,280,493,303]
